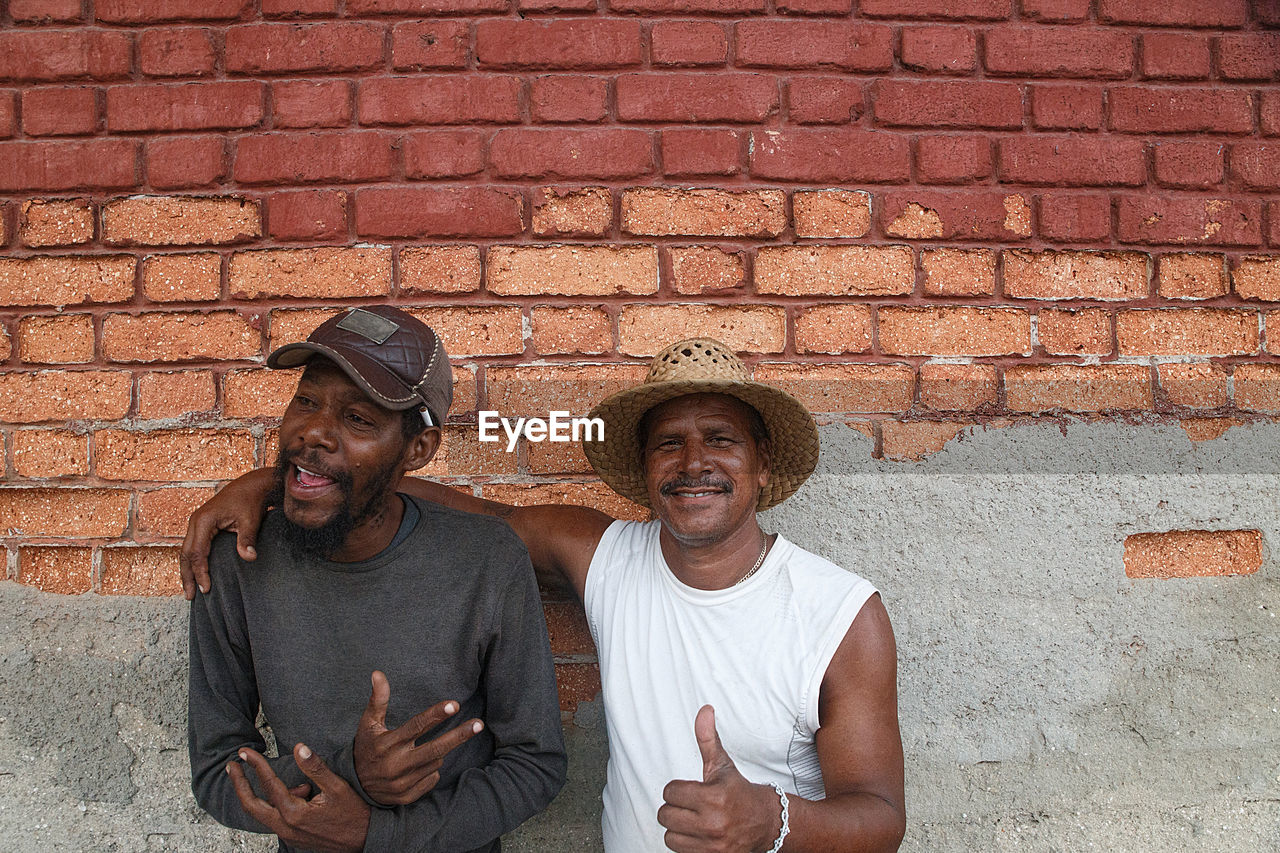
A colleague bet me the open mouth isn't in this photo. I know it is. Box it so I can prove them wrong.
[287,461,341,497]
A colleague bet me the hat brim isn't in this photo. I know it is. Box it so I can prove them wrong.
[267,342,432,417]
[583,378,819,511]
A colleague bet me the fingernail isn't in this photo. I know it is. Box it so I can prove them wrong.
[445,702,458,715]
[238,751,247,761]
[472,721,483,734]
[298,744,312,760]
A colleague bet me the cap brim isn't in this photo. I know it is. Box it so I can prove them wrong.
[267,342,428,415]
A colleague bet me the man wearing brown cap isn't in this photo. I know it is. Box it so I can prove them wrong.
[184,337,905,853]
[187,306,565,852]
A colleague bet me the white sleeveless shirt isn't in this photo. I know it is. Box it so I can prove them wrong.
[583,520,877,852]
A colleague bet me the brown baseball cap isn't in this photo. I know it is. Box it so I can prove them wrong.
[267,306,452,426]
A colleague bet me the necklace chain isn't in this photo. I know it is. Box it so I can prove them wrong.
[733,536,771,586]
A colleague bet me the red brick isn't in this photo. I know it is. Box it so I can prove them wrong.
[1230,144,1280,191]
[136,487,218,537]
[138,28,217,77]
[222,367,298,418]
[519,0,597,12]
[795,305,872,354]
[919,363,997,411]
[486,364,649,418]
[0,31,131,82]
[1153,141,1225,189]
[531,77,609,124]
[391,21,469,70]
[9,0,84,23]
[1006,364,1153,413]
[922,248,995,296]
[735,21,892,70]
[752,363,915,414]
[487,246,658,296]
[146,136,226,189]
[531,188,612,238]
[880,306,1030,357]
[777,0,851,12]
[525,437,592,476]
[1109,88,1253,134]
[267,190,347,241]
[0,93,15,138]
[985,27,1133,78]
[543,600,594,656]
[1099,0,1247,27]
[267,309,342,349]
[18,546,92,594]
[621,189,784,238]
[262,0,340,14]
[1218,34,1280,81]
[607,0,764,14]
[359,77,522,127]
[230,247,391,299]
[787,77,864,124]
[1235,363,1280,411]
[0,139,138,192]
[1141,33,1210,80]
[1117,309,1258,356]
[400,246,482,294]
[531,307,613,355]
[107,82,265,133]
[1004,250,1148,300]
[103,311,260,363]
[96,0,250,22]
[0,256,135,307]
[1233,256,1280,302]
[0,370,132,423]
[1030,85,1104,130]
[409,306,522,357]
[617,73,778,123]
[95,428,256,482]
[137,369,217,418]
[882,191,1032,241]
[403,131,486,179]
[900,26,976,74]
[100,546,183,597]
[553,660,601,712]
[0,488,130,537]
[234,132,394,185]
[103,196,261,247]
[660,129,741,177]
[19,199,94,247]
[142,253,221,302]
[1000,137,1145,186]
[490,129,654,180]
[1123,530,1260,580]
[1158,363,1229,409]
[17,314,95,364]
[1038,193,1112,242]
[475,20,641,70]
[793,190,870,238]
[874,80,1023,129]
[1157,253,1228,300]
[915,135,991,184]
[755,246,914,296]
[272,80,352,129]
[750,130,909,182]
[356,187,523,238]
[346,0,506,11]
[651,22,728,67]
[669,247,745,294]
[618,305,785,356]
[21,87,97,137]
[12,430,89,478]
[226,23,382,74]
[1117,197,1262,247]
[860,0,1007,17]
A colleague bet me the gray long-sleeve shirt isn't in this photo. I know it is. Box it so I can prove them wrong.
[189,495,566,853]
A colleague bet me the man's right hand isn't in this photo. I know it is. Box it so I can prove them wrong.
[180,467,275,600]
[353,670,485,807]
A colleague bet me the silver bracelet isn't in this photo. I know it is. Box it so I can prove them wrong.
[767,782,790,853]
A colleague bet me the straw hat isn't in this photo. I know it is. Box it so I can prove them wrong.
[583,338,819,511]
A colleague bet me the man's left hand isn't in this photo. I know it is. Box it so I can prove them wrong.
[228,743,372,853]
[658,705,783,853]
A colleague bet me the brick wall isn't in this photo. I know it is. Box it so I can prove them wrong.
[1,1,1278,706]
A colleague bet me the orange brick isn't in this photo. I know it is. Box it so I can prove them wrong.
[449,365,477,416]
[17,546,93,594]
[1005,364,1153,412]
[621,188,786,237]
[100,545,183,596]
[1117,309,1258,356]
[137,369,217,418]
[0,370,131,423]
[1269,312,1280,355]
[553,661,602,712]
[487,364,648,418]
[795,305,872,354]
[879,306,1031,356]
[526,437,592,475]
[1157,253,1227,299]
[1004,250,1149,300]
[0,326,10,361]
[755,246,914,296]
[919,363,998,411]
[923,248,995,297]
[1233,363,1280,412]
[17,314,95,364]
[885,202,943,239]
[435,424,518,477]
[20,199,93,247]
[669,246,745,294]
[532,306,612,355]
[222,368,297,419]
[882,421,967,462]
[480,481,648,523]
[230,247,392,299]
[532,187,613,237]
[618,304,785,356]
[1038,308,1113,356]
[1179,418,1239,442]
[94,428,256,481]
[142,253,222,302]
[792,190,871,238]
[752,363,915,414]
[1233,256,1280,301]
[0,256,135,307]
[1158,363,1229,408]
[103,311,260,362]
[399,246,481,294]
[1123,530,1261,579]
[0,488,130,537]
[102,196,261,246]
[12,429,88,478]
[409,306,523,357]
[486,246,659,296]
[543,599,594,656]
[268,308,343,348]
[135,486,218,537]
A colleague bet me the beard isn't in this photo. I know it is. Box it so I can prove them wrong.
[267,452,399,560]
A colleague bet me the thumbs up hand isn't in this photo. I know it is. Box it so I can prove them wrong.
[658,705,785,853]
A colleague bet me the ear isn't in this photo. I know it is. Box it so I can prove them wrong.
[402,426,442,473]
[754,435,772,491]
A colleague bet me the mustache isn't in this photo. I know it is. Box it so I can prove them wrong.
[659,475,733,496]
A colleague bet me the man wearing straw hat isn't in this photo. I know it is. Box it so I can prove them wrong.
[183,337,906,853]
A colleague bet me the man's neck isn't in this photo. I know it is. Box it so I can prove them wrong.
[658,517,770,591]
[329,493,405,563]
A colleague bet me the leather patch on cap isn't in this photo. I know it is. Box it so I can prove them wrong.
[336,308,399,344]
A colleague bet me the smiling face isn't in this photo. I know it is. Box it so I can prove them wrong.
[640,393,771,549]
